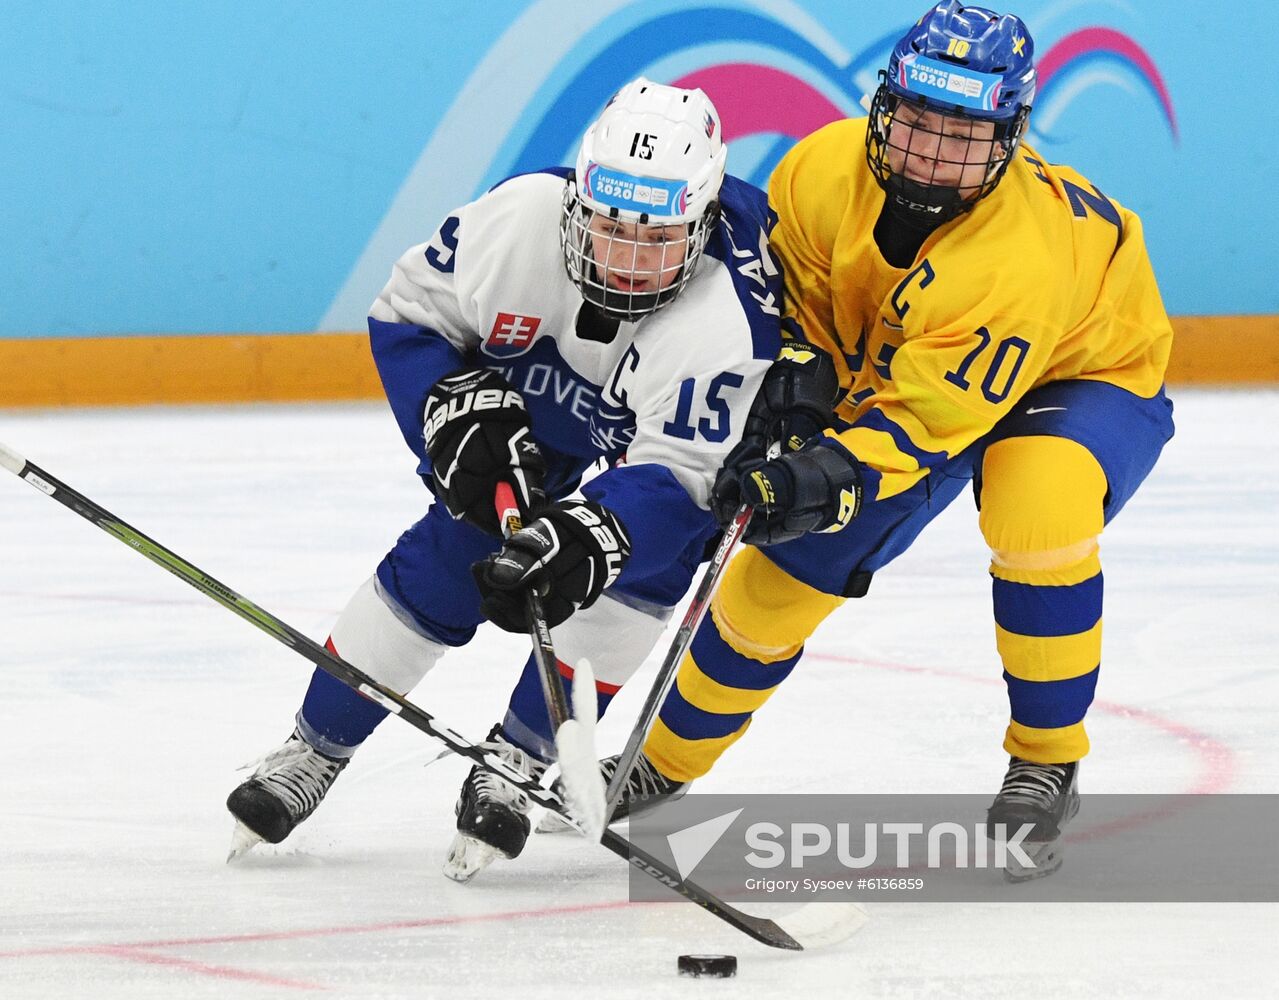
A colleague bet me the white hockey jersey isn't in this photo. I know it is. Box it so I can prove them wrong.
[367,168,781,592]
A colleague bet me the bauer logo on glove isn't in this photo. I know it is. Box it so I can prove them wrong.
[421,366,546,536]
[423,372,527,452]
[563,501,627,589]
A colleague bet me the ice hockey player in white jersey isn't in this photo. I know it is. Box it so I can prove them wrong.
[225,78,783,875]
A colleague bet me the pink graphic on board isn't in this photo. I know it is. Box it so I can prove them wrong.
[672,64,848,143]
[1036,27,1179,141]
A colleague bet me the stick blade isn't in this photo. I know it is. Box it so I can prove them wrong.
[570,657,599,731]
[552,658,605,840]
[554,718,605,841]
[776,901,870,950]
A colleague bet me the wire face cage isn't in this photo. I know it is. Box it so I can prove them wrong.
[560,179,717,322]
[866,79,1029,224]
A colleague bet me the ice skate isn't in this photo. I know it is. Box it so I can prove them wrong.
[443,727,548,883]
[986,757,1079,883]
[537,751,688,833]
[226,729,349,860]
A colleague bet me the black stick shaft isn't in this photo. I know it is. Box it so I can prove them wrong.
[494,482,569,728]
[602,505,752,821]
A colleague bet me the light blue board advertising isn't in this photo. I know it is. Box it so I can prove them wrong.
[2,1,1271,338]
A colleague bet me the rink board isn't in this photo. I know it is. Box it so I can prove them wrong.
[1,316,1276,407]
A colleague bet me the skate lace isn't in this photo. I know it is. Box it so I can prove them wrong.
[472,737,546,812]
[605,754,675,800]
[253,737,345,818]
[997,759,1068,810]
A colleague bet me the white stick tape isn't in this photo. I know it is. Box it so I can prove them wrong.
[0,441,27,475]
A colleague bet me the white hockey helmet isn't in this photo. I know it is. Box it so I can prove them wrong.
[561,77,728,320]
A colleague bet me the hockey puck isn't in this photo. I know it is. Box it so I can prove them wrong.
[677,954,737,978]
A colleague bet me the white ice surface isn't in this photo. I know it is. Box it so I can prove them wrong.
[1,390,1276,999]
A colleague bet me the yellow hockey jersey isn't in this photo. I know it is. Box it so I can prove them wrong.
[769,116,1173,502]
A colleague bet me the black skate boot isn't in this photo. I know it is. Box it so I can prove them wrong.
[226,729,349,858]
[986,756,1080,883]
[537,751,689,834]
[443,726,549,883]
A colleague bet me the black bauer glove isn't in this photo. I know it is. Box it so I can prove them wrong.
[472,499,632,632]
[423,367,546,537]
[710,343,841,526]
[733,439,863,546]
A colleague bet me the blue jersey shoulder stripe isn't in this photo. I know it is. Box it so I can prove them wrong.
[704,174,783,362]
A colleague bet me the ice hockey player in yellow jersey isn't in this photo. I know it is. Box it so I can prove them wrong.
[634,1,1175,881]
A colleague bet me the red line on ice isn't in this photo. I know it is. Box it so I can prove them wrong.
[0,899,644,989]
[798,649,1238,871]
[86,947,327,991]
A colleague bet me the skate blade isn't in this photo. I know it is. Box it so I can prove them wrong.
[442,832,508,884]
[536,786,687,834]
[537,806,632,834]
[1003,839,1066,883]
[226,820,264,863]
[535,811,577,835]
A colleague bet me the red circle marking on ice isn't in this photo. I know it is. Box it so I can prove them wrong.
[804,650,1236,795]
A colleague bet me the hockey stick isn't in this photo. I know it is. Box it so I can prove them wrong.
[0,441,864,951]
[493,483,604,840]
[602,504,753,822]
[494,483,569,725]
